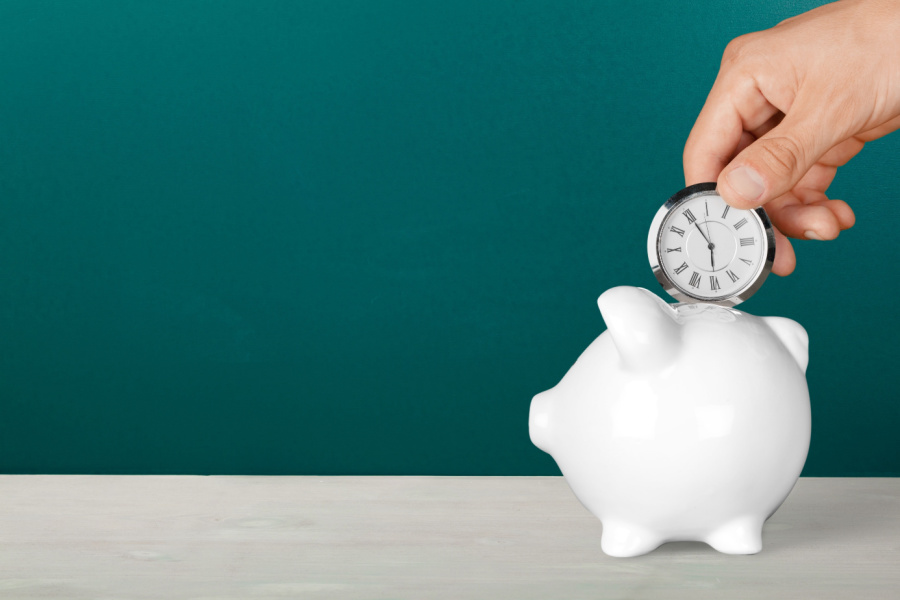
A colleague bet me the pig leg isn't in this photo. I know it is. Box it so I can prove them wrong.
[600,520,662,557]
[704,516,763,554]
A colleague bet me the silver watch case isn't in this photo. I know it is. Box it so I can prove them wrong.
[647,182,776,307]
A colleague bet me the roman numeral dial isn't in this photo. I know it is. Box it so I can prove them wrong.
[650,184,773,305]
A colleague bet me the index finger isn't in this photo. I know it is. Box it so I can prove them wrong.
[683,73,778,185]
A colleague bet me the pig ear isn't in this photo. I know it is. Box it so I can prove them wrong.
[597,287,680,370]
[764,317,809,374]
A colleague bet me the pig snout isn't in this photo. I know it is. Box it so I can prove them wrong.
[529,390,555,454]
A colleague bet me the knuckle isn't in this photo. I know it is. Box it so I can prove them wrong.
[721,33,755,66]
[756,136,806,178]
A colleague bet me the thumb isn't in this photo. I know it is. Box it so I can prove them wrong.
[717,111,841,209]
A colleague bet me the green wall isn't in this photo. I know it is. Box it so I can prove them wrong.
[1,0,897,475]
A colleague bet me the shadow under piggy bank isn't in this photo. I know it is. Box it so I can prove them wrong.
[529,286,810,558]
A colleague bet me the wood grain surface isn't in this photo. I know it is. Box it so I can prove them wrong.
[0,476,897,599]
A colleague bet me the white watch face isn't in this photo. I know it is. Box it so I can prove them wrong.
[649,186,773,304]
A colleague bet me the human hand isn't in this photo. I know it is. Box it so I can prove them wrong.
[683,0,900,275]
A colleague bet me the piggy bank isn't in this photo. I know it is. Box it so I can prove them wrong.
[529,286,810,557]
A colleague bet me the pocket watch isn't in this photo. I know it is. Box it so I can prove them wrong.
[647,182,775,306]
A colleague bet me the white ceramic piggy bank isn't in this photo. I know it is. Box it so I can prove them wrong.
[529,286,810,557]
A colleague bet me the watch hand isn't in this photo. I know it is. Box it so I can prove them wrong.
[694,222,711,244]
[694,221,717,271]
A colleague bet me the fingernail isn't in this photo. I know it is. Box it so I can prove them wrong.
[805,230,823,241]
[726,166,765,202]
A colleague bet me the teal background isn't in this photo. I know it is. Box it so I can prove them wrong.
[1,0,897,475]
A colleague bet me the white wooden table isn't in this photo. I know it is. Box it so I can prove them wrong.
[0,476,897,599]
